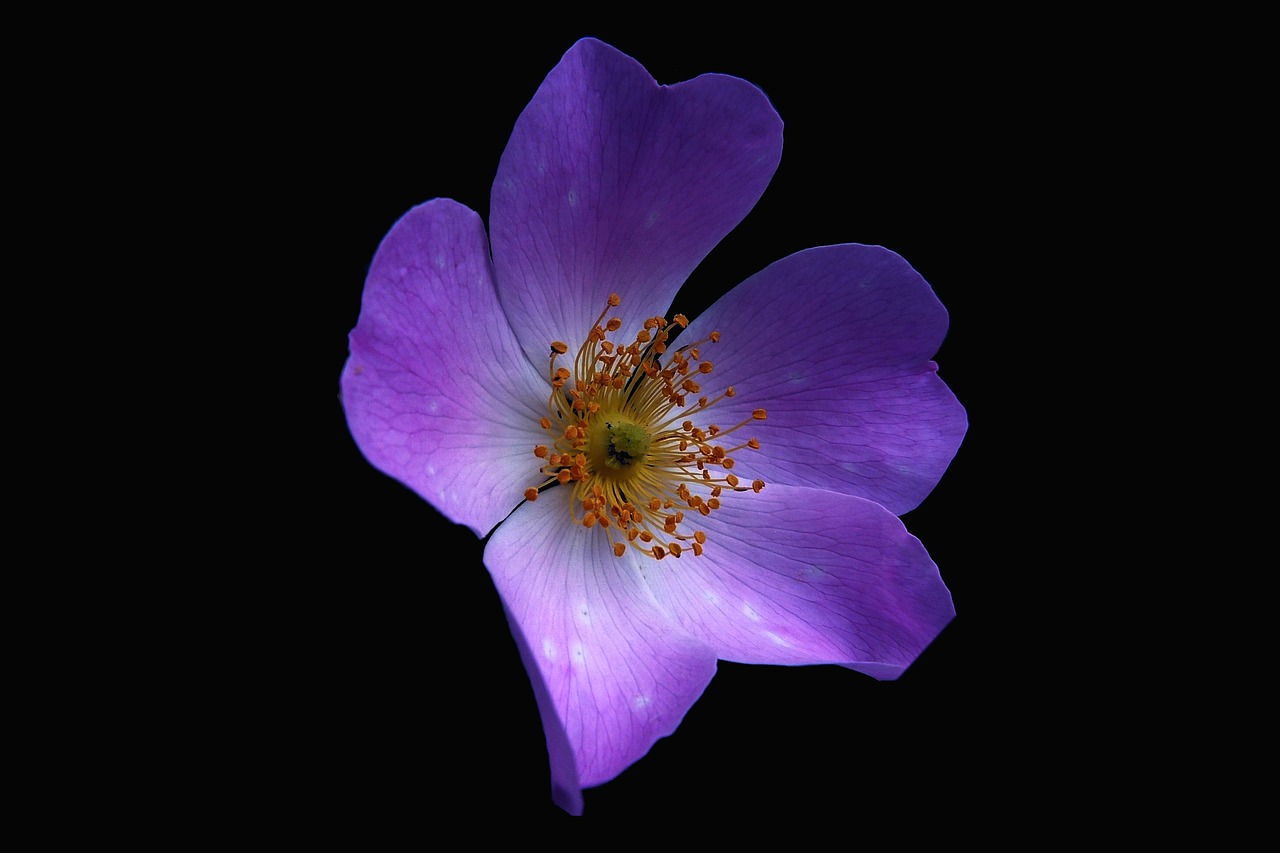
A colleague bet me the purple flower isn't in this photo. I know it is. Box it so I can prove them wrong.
[340,38,966,815]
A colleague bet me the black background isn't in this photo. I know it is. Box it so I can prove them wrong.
[307,22,1060,824]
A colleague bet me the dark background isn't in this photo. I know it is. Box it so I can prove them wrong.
[308,23,1060,823]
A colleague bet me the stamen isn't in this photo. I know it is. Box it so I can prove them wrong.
[526,294,768,559]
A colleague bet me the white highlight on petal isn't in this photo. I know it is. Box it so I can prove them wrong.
[543,638,557,659]
[702,589,719,605]
[576,602,591,625]
[571,642,586,665]
[567,189,578,207]
[634,695,651,709]
[742,603,761,622]
[764,630,792,648]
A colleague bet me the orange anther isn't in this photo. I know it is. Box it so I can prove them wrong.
[752,479,765,493]
[673,313,689,327]
[653,546,666,560]
[606,317,622,331]
[692,541,703,556]
[747,438,761,450]
[752,409,767,420]
[540,417,551,429]
[557,469,572,485]
[698,361,714,374]
[524,488,539,502]
[669,543,682,557]
[550,341,568,354]
[608,293,621,307]
[613,542,626,557]
[693,531,707,544]
[534,445,548,458]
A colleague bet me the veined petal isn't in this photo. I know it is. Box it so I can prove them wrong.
[645,482,954,678]
[682,244,967,515]
[491,37,783,367]
[341,199,549,538]
[485,490,718,795]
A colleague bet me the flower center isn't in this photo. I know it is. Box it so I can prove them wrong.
[523,293,766,560]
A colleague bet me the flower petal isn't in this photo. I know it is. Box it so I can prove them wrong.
[490,37,783,366]
[341,199,550,537]
[682,244,966,515]
[644,482,954,678]
[485,489,718,796]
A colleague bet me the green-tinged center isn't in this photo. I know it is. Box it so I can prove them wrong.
[603,420,651,469]
[523,293,767,560]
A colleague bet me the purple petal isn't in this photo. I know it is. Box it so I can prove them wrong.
[485,490,718,795]
[644,482,954,678]
[490,37,783,365]
[681,244,966,515]
[341,199,551,537]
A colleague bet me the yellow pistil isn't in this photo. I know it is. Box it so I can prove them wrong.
[524,294,766,559]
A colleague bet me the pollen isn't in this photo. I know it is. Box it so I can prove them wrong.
[524,294,768,560]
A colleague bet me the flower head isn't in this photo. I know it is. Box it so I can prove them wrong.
[341,38,966,815]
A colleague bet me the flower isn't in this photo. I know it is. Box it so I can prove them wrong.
[340,37,966,815]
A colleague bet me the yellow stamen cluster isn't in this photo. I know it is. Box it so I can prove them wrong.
[523,293,766,559]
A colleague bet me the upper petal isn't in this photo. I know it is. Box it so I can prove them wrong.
[682,244,967,514]
[341,199,550,537]
[485,489,718,795]
[644,482,955,679]
[491,37,783,366]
